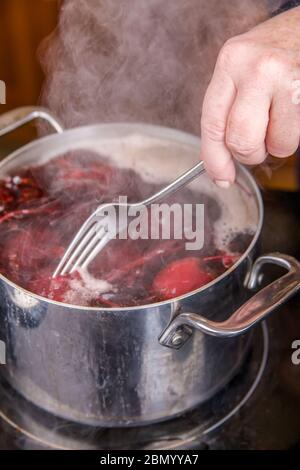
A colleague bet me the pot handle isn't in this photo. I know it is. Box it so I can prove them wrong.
[0,106,64,137]
[159,253,300,349]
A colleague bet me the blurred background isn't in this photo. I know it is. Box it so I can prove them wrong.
[0,0,60,150]
[0,0,298,191]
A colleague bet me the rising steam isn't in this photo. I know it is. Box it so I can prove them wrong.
[39,0,270,134]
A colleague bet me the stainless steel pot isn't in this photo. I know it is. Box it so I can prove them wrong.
[0,107,299,427]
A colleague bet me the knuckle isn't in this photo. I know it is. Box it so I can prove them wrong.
[255,53,285,79]
[201,117,225,142]
[217,40,238,70]
[217,38,250,71]
[226,133,261,157]
[217,39,286,80]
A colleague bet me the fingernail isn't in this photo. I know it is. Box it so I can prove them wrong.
[214,179,231,189]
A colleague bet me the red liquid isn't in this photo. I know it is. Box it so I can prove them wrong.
[0,153,247,307]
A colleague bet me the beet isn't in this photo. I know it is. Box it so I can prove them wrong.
[152,257,214,300]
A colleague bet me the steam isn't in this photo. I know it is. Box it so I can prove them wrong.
[39,0,269,134]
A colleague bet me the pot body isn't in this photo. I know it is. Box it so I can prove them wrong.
[0,255,255,426]
[0,120,262,426]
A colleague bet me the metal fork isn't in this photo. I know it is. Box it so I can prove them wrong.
[53,161,205,277]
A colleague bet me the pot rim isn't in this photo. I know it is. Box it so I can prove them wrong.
[0,122,264,312]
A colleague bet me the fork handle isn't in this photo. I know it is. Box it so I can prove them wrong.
[141,161,206,206]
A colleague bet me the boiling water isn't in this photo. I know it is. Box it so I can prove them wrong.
[0,128,259,307]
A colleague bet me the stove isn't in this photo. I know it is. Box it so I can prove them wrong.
[0,190,299,450]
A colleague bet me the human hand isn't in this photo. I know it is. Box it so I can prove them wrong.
[200,6,300,187]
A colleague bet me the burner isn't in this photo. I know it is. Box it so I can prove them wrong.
[0,323,269,450]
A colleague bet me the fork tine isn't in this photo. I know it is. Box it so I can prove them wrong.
[53,215,97,277]
[60,222,100,276]
[80,231,111,270]
[69,225,106,273]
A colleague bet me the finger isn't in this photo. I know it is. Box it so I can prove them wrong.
[200,66,237,187]
[225,85,271,165]
[266,93,300,158]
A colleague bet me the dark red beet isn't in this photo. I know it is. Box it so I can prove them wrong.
[28,271,81,302]
[152,257,214,300]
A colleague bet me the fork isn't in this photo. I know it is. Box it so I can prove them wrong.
[52,161,205,277]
